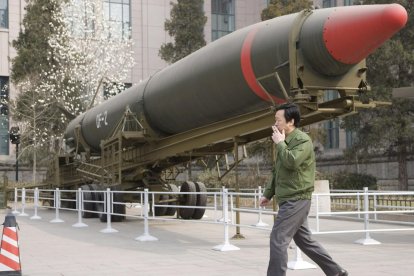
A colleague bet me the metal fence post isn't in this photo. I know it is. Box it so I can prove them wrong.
[101,188,118,233]
[213,188,240,251]
[354,187,380,245]
[50,188,64,223]
[30,187,41,220]
[73,188,88,228]
[136,189,158,241]
[288,245,317,270]
[18,188,28,216]
[254,186,268,227]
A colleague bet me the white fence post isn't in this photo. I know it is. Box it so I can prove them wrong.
[73,188,88,228]
[101,188,118,233]
[354,187,380,245]
[30,187,41,220]
[213,188,240,251]
[50,188,64,223]
[18,188,28,217]
[288,245,317,270]
[136,189,158,241]
[12,188,20,215]
[254,186,268,227]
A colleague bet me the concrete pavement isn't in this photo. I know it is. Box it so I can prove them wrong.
[2,207,414,276]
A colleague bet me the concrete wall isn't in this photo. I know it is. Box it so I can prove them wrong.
[317,156,414,190]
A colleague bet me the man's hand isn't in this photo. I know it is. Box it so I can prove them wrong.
[259,196,270,207]
[271,125,285,144]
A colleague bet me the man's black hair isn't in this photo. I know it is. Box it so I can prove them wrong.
[275,103,301,128]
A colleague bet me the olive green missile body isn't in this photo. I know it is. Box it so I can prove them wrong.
[64,4,407,152]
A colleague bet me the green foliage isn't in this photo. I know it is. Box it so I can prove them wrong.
[159,0,207,64]
[328,172,377,190]
[11,0,64,83]
[341,0,414,190]
[261,0,312,20]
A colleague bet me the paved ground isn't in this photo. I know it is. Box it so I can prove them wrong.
[1,206,414,276]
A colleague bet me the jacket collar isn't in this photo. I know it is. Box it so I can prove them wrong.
[285,128,299,145]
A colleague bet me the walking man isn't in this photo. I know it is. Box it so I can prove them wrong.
[259,103,348,276]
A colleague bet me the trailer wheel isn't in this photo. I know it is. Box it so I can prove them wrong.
[165,184,179,216]
[192,182,207,220]
[81,184,98,218]
[92,185,126,223]
[153,193,168,216]
[178,181,196,219]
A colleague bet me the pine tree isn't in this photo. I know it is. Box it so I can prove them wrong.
[11,0,63,84]
[261,0,312,20]
[159,0,207,64]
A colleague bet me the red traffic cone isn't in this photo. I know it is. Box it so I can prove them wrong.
[0,212,21,275]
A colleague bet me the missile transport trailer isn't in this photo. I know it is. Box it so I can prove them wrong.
[43,4,407,221]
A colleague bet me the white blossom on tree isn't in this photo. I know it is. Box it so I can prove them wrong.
[11,0,135,184]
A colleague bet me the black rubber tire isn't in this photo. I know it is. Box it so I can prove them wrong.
[165,184,179,216]
[81,184,98,218]
[111,192,126,222]
[154,193,168,216]
[92,185,125,223]
[192,182,207,220]
[178,181,197,219]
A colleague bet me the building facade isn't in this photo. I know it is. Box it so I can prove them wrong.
[5,0,408,189]
[0,0,268,164]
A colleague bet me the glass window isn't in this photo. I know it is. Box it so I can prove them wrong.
[0,76,9,155]
[324,119,339,149]
[346,130,356,148]
[104,0,131,39]
[211,0,235,41]
[323,90,339,149]
[344,0,353,6]
[323,0,337,8]
[0,0,8,29]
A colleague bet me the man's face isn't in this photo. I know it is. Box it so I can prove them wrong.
[275,109,293,132]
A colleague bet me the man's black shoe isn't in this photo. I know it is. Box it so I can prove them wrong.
[338,269,348,276]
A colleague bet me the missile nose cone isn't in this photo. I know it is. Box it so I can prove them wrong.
[323,4,408,65]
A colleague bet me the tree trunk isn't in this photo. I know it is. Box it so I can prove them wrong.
[398,144,408,191]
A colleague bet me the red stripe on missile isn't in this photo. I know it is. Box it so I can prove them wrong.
[241,28,285,104]
[323,4,408,64]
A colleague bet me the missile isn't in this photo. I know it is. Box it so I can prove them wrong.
[64,4,407,152]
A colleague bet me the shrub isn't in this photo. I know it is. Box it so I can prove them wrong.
[330,172,377,190]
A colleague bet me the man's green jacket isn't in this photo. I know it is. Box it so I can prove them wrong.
[263,128,315,204]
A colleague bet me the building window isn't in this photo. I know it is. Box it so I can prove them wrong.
[345,130,356,148]
[324,90,339,149]
[0,0,8,29]
[323,0,337,8]
[211,0,235,41]
[103,0,131,39]
[0,76,9,155]
[344,0,353,6]
[325,119,339,149]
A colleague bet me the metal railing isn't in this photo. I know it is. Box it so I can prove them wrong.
[10,186,414,251]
